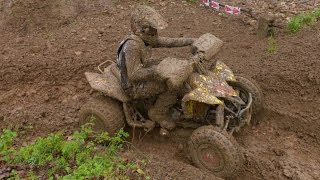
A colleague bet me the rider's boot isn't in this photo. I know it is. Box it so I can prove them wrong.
[148,108,177,130]
[148,91,177,131]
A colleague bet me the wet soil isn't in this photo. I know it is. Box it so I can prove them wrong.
[0,0,319,179]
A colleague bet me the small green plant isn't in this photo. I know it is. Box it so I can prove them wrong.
[186,0,198,3]
[0,124,146,179]
[288,8,320,33]
[313,8,320,19]
[288,18,302,33]
[267,35,277,55]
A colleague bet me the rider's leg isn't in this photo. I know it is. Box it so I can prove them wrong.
[148,91,177,130]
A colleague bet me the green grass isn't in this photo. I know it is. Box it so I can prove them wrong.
[0,124,148,179]
[288,8,320,33]
[267,35,277,55]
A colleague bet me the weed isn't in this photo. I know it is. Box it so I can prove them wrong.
[267,35,277,55]
[288,8,320,33]
[288,18,302,33]
[312,8,320,19]
[0,124,146,179]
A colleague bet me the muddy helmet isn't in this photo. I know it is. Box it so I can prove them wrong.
[130,5,168,33]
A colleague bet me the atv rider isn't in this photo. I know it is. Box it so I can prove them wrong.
[117,5,196,131]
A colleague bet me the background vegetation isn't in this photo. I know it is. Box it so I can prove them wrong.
[0,124,148,179]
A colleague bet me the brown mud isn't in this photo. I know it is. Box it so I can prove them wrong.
[0,0,319,179]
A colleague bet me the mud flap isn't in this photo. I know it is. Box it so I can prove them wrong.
[85,71,128,102]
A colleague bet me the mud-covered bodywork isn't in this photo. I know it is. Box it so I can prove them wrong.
[84,33,252,124]
[82,31,259,178]
[156,57,194,90]
[191,33,223,61]
[85,64,128,102]
[182,61,238,118]
[212,60,236,82]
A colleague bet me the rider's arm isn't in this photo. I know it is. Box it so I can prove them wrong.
[124,41,161,82]
[154,37,197,48]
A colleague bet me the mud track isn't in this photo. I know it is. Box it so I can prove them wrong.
[0,0,319,179]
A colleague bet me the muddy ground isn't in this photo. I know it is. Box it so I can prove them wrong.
[0,0,320,179]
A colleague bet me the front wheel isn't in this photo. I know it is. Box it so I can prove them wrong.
[229,76,264,116]
[188,126,243,178]
[79,96,125,135]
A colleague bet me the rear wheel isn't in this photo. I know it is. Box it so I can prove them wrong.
[79,96,125,135]
[188,126,243,178]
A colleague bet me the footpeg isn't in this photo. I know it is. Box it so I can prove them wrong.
[159,128,169,136]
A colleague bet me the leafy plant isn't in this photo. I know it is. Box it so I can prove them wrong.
[0,124,147,179]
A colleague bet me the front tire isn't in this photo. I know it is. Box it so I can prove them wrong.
[229,76,264,116]
[79,96,125,135]
[188,126,243,178]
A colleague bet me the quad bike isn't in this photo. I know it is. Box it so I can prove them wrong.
[79,33,263,178]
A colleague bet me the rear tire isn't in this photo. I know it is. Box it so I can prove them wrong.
[79,96,125,135]
[188,126,243,178]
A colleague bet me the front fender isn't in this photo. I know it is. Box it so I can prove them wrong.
[211,60,236,82]
[188,73,237,98]
[182,88,224,106]
[182,87,224,119]
[183,68,237,118]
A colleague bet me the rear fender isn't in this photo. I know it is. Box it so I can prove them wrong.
[85,65,128,102]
